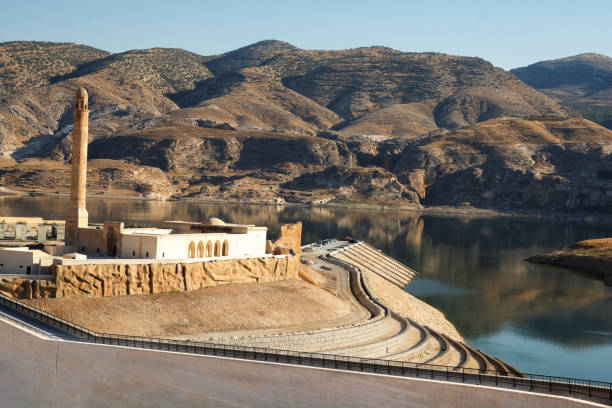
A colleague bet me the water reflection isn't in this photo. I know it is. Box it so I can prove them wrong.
[1,197,611,380]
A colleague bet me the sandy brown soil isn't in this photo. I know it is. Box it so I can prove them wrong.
[364,272,464,342]
[24,279,366,337]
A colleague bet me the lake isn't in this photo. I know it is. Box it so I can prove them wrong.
[1,196,611,381]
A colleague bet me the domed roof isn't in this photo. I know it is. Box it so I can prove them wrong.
[76,87,88,98]
[208,217,225,226]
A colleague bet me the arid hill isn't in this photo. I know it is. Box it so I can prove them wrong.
[1,40,611,211]
[512,53,612,129]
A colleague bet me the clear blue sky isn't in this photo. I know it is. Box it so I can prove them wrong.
[1,0,610,70]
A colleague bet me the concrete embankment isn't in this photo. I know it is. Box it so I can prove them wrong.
[0,318,604,408]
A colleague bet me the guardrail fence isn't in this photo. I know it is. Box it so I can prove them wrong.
[0,292,610,406]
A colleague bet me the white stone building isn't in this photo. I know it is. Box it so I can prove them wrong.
[0,247,54,275]
[0,89,276,274]
[117,219,267,260]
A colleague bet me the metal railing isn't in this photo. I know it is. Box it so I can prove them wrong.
[0,293,610,405]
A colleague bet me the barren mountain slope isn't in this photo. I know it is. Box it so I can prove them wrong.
[512,53,612,128]
[177,40,570,133]
[51,47,214,94]
[394,118,612,210]
[169,80,342,135]
[0,72,178,158]
[2,40,612,212]
[0,41,109,93]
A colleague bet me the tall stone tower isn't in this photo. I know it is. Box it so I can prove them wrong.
[65,88,89,245]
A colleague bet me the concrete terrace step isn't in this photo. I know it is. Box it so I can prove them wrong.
[483,352,509,376]
[332,251,406,288]
[317,314,403,352]
[360,243,417,283]
[339,247,411,288]
[325,311,412,358]
[329,242,417,289]
[441,334,474,370]
[420,328,451,366]
[205,257,394,352]
[493,357,525,378]
[383,318,430,361]
[209,240,520,377]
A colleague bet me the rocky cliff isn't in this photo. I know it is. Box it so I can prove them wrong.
[1,40,611,211]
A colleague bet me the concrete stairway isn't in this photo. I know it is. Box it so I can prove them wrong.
[329,242,417,288]
[208,242,522,378]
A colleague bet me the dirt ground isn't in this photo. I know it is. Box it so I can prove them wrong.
[24,279,366,337]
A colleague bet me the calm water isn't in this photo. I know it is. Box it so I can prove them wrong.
[2,197,612,381]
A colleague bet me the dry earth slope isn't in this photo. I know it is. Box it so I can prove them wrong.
[512,53,612,129]
[1,40,611,212]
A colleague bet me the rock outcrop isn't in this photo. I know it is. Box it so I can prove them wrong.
[526,238,612,286]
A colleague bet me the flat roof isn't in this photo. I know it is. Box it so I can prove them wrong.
[123,228,173,236]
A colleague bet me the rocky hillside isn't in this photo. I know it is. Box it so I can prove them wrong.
[1,40,611,212]
[511,53,612,129]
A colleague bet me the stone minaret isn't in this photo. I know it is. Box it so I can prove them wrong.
[65,88,89,245]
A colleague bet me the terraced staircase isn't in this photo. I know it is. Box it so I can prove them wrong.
[330,242,417,288]
[208,241,523,378]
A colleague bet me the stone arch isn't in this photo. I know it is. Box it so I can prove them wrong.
[206,240,213,257]
[222,240,229,256]
[197,241,204,258]
[214,240,221,257]
[188,241,196,258]
[107,229,118,257]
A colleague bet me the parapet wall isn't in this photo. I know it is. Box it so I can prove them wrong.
[0,255,299,299]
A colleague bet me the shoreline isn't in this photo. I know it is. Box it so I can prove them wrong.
[526,239,612,286]
[3,188,612,222]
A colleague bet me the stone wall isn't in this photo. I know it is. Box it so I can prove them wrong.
[0,255,299,299]
[268,222,302,255]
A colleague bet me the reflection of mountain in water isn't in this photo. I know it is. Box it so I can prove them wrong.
[1,197,612,349]
[517,298,612,348]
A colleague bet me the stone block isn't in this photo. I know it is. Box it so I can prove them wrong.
[36,225,50,243]
[14,223,27,241]
[55,225,65,241]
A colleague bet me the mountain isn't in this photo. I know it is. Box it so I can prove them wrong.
[173,40,569,133]
[0,41,110,93]
[511,53,612,129]
[1,40,611,212]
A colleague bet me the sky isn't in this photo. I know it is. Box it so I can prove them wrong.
[1,0,611,70]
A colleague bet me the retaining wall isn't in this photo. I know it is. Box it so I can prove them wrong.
[0,255,299,299]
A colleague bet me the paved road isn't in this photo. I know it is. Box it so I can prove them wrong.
[0,303,73,339]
